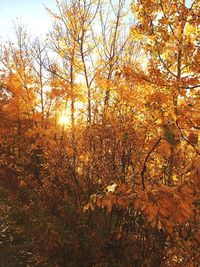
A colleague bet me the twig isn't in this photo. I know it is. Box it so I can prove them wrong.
[141,137,162,190]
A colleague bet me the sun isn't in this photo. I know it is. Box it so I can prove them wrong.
[59,111,71,126]
[58,101,84,127]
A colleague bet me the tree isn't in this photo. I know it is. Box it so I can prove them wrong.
[129,0,200,184]
[0,1,199,266]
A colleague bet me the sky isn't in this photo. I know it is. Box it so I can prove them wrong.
[0,0,56,40]
[0,0,193,41]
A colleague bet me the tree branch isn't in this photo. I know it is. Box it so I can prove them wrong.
[141,137,162,190]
